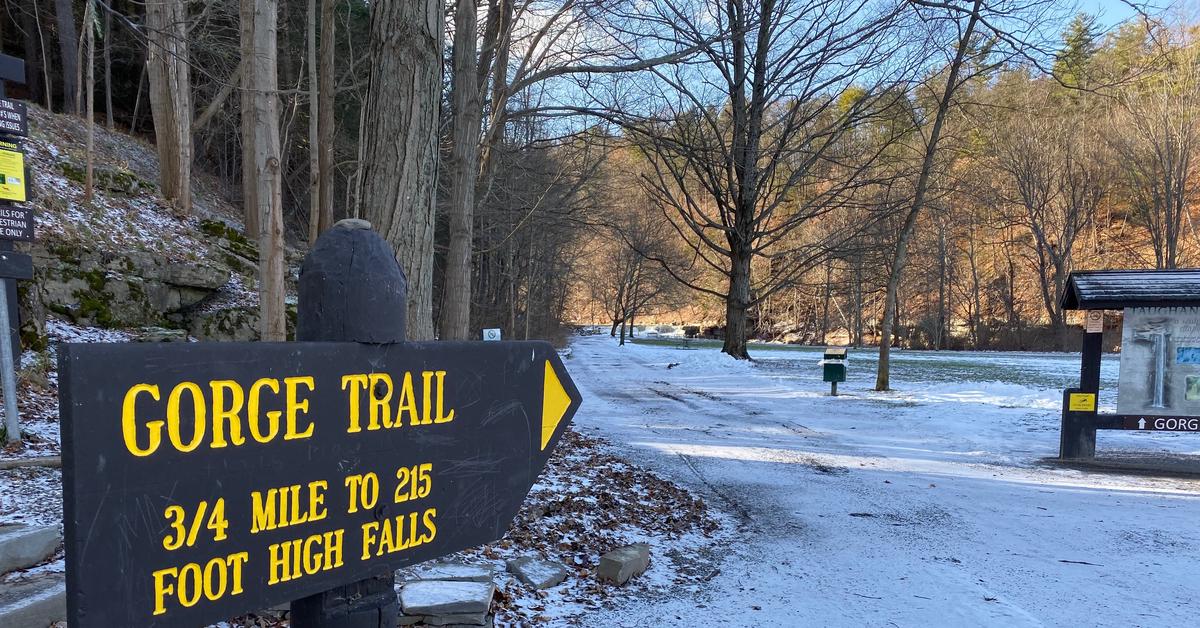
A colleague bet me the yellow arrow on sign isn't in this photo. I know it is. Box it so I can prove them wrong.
[541,360,572,450]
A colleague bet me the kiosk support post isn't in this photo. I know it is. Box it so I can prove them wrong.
[1060,325,1102,459]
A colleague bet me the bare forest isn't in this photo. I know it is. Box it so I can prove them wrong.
[3,0,1197,379]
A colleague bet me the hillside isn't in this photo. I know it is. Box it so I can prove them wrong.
[15,104,297,349]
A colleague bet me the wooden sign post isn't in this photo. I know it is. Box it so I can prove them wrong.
[59,221,582,626]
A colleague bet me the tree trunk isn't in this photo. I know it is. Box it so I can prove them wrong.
[129,57,146,133]
[356,0,443,340]
[306,0,320,244]
[239,13,258,236]
[84,0,94,203]
[937,224,947,350]
[439,0,485,341]
[21,1,44,108]
[146,0,193,212]
[876,216,913,391]
[820,264,831,345]
[876,0,980,391]
[242,0,286,340]
[722,245,752,359]
[103,5,113,130]
[475,0,512,202]
[54,0,79,113]
[317,0,335,230]
[853,257,863,347]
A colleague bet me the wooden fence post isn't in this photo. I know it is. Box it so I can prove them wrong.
[290,218,404,627]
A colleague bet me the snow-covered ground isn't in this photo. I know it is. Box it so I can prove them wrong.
[570,336,1200,627]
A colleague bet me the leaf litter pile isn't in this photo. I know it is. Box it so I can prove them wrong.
[462,428,726,625]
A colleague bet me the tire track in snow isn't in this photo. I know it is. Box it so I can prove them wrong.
[676,452,755,525]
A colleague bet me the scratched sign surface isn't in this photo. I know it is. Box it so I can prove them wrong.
[59,341,581,627]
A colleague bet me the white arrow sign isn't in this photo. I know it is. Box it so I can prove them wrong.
[1138,418,1146,429]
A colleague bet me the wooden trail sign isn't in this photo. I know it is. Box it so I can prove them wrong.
[0,98,27,137]
[59,340,581,627]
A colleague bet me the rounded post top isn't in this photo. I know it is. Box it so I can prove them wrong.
[297,222,406,343]
[334,218,372,231]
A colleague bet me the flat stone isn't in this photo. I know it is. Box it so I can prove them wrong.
[396,614,424,626]
[132,326,188,342]
[0,525,60,575]
[399,581,494,616]
[435,617,493,628]
[506,556,568,590]
[423,611,489,626]
[0,574,67,628]
[597,543,650,585]
[406,562,494,583]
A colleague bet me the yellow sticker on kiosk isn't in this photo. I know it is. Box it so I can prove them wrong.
[0,147,25,203]
[1068,392,1096,412]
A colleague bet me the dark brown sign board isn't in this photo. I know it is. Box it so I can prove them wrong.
[0,54,24,84]
[0,98,26,137]
[0,203,33,241]
[1113,414,1200,432]
[59,340,581,627]
[0,250,32,280]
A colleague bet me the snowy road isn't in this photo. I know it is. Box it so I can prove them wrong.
[569,336,1200,627]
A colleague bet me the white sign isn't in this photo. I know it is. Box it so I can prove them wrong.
[1117,307,1200,416]
[1085,310,1104,334]
[483,328,502,342]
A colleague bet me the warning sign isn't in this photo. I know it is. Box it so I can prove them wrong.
[1068,392,1096,412]
[0,144,25,203]
[1085,310,1103,334]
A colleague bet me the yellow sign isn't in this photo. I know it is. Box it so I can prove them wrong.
[0,147,25,203]
[1069,392,1096,412]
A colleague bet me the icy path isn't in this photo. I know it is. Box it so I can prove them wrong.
[569,337,1200,627]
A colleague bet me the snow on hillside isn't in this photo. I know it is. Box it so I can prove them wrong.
[22,105,244,261]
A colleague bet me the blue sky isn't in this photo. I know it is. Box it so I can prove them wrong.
[1082,0,1159,26]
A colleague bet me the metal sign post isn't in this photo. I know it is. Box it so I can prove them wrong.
[0,250,30,443]
[0,56,28,443]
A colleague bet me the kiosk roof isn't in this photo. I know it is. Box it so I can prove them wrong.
[1062,269,1200,310]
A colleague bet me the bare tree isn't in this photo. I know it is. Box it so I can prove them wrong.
[103,3,113,130]
[54,0,80,113]
[242,0,287,340]
[84,0,95,203]
[993,103,1105,347]
[357,0,444,339]
[146,0,194,212]
[875,0,983,390]
[306,0,320,244]
[1109,40,1199,268]
[438,0,701,340]
[316,0,336,235]
[439,0,486,340]
[614,0,912,359]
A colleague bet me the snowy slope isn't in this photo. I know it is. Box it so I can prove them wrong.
[569,337,1200,627]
